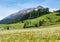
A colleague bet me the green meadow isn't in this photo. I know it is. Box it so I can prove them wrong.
[0,26,60,42]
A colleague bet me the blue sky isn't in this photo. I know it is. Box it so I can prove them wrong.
[0,0,60,20]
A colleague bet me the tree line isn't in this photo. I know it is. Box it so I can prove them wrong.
[7,8,49,24]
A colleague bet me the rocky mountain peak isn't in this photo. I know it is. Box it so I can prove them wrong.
[0,5,44,24]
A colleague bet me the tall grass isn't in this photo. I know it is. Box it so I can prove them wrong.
[0,27,60,42]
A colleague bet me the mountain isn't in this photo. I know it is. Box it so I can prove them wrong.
[0,5,44,24]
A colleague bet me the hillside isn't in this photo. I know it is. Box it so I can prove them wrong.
[0,5,60,29]
[0,5,44,24]
[23,11,60,28]
[0,11,60,30]
[4,8,49,24]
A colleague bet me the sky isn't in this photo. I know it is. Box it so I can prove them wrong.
[0,0,60,20]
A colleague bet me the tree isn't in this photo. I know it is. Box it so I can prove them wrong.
[59,10,60,14]
[45,8,49,14]
[24,20,31,28]
[42,8,49,14]
[7,18,20,24]
[39,21,42,26]
[38,9,42,16]
[24,22,26,28]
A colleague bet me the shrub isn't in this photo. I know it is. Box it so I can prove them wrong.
[56,19,60,22]
[7,26,9,30]
[24,20,31,28]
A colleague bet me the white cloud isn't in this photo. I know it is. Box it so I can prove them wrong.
[49,8,59,12]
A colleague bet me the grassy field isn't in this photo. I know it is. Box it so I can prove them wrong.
[0,23,24,30]
[0,26,60,42]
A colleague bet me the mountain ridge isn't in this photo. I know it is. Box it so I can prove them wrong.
[0,5,44,24]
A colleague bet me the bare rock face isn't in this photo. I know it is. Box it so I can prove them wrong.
[0,5,44,24]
